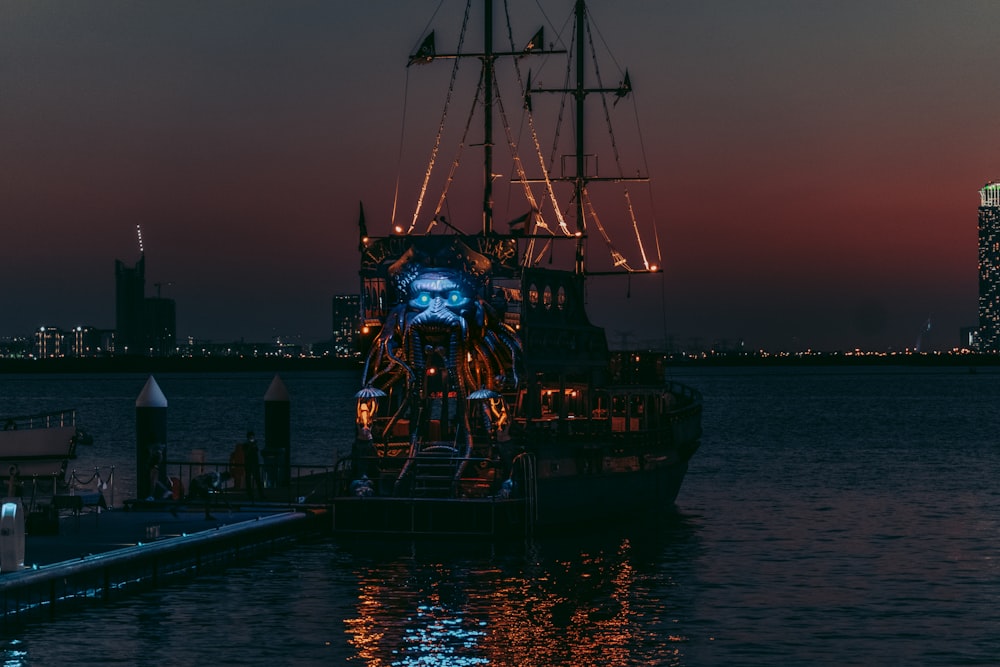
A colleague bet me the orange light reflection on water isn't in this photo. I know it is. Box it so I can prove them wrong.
[342,537,689,665]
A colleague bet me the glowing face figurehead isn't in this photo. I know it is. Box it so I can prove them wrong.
[406,272,473,326]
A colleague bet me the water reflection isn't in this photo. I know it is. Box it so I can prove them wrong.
[340,514,701,666]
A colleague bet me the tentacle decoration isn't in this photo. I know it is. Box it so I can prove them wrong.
[357,240,523,493]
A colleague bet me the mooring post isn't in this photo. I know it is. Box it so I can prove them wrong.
[263,374,290,488]
[135,376,168,500]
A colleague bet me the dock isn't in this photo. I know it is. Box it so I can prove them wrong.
[1,502,329,627]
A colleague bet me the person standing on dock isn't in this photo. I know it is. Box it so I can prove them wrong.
[172,470,231,520]
[242,431,264,502]
[6,464,21,498]
[228,440,245,490]
[147,443,172,501]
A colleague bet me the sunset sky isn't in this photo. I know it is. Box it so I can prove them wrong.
[2,0,999,352]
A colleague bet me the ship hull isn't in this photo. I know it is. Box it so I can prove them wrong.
[331,409,699,538]
[330,458,691,538]
[531,458,691,527]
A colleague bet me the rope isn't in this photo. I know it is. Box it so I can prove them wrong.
[586,18,654,270]
[391,70,411,231]
[493,75,550,235]
[632,92,663,265]
[583,189,632,270]
[427,69,485,232]
[410,0,474,233]
[70,466,113,491]
[499,0,571,256]
[393,0,449,231]
[71,468,100,486]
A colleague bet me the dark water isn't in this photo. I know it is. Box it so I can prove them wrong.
[1,367,998,665]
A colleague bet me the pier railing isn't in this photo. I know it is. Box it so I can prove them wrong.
[1,408,78,431]
[162,460,335,505]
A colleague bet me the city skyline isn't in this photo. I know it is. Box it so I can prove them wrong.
[3,1,1000,351]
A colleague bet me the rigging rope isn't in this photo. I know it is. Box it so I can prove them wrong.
[585,17,654,270]
[392,71,411,230]
[547,21,572,176]
[493,69,572,258]
[395,0,450,231]
[426,70,485,233]
[410,0,474,233]
[630,87,663,265]
[500,0,571,262]
[583,189,631,270]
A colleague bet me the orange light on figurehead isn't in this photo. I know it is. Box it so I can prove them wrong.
[354,386,386,429]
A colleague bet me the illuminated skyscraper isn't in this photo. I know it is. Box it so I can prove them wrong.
[978,182,1000,351]
[331,294,361,358]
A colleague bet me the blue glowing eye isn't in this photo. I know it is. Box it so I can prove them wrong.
[413,292,431,307]
[446,291,469,307]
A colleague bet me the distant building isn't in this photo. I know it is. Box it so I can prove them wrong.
[978,182,1000,351]
[34,327,63,358]
[115,253,177,356]
[960,326,976,351]
[331,295,361,358]
[115,255,146,354]
[67,326,109,357]
[0,337,32,359]
[33,326,111,358]
[144,297,176,356]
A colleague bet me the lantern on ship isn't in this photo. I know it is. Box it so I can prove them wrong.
[354,386,386,430]
[468,386,504,437]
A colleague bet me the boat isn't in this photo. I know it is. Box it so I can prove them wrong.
[332,0,702,536]
[0,409,81,495]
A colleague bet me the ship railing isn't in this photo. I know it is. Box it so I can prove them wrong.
[664,379,703,404]
[333,453,508,500]
[163,460,335,505]
[2,408,78,431]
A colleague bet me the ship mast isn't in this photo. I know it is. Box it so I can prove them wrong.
[483,0,495,236]
[524,0,641,275]
[408,0,561,238]
[573,0,586,274]
[479,0,589,273]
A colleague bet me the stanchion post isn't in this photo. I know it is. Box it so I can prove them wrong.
[136,376,168,501]
[263,375,291,488]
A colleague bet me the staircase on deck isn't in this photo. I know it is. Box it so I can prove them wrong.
[410,443,460,497]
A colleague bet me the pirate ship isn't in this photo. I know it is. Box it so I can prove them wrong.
[332,0,702,536]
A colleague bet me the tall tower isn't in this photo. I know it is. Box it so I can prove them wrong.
[115,254,146,354]
[331,294,361,358]
[978,182,1000,351]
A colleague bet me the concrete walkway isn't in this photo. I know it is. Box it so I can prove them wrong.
[21,502,319,567]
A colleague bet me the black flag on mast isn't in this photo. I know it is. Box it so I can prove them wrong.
[614,70,632,106]
[409,32,436,66]
[524,27,544,52]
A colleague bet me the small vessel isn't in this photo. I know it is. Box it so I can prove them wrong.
[333,0,702,536]
[0,409,81,492]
